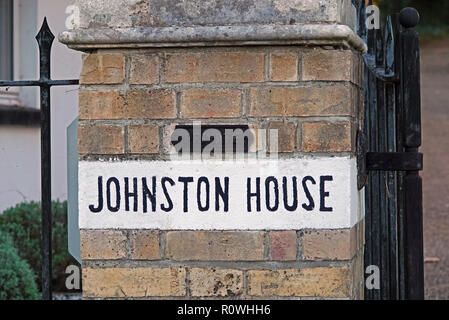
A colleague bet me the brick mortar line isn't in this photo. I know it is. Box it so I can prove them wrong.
[263,232,270,260]
[77,116,357,125]
[175,90,182,119]
[81,228,358,232]
[81,260,353,269]
[264,52,270,82]
[123,125,129,154]
[78,116,358,126]
[296,122,303,152]
[157,121,164,157]
[159,231,166,260]
[96,46,360,54]
[91,48,361,72]
[243,270,249,298]
[241,88,248,117]
[296,230,302,261]
[185,267,191,297]
[293,121,299,151]
[124,55,131,88]
[125,230,132,260]
[78,152,357,161]
[78,80,360,91]
[297,51,303,81]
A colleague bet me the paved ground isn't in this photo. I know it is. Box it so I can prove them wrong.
[420,39,449,300]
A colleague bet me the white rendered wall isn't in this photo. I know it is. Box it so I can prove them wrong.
[0,126,41,212]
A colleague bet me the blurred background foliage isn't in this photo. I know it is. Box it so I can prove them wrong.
[374,0,449,39]
[0,201,80,296]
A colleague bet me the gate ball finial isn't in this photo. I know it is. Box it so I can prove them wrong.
[399,7,420,29]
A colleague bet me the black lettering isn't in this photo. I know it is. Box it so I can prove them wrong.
[247,177,261,212]
[302,176,316,211]
[215,177,229,212]
[282,176,298,211]
[89,176,104,213]
[320,175,333,212]
[106,177,121,212]
[124,177,138,212]
[142,177,156,213]
[265,176,279,212]
[197,176,210,212]
[161,177,175,212]
[178,177,194,212]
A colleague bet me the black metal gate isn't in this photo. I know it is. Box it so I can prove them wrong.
[355,0,424,300]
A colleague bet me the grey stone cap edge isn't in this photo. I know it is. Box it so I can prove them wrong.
[59,24,367,53]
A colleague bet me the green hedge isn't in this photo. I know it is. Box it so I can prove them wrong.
[0,201,79,292]
[0,229,39,300]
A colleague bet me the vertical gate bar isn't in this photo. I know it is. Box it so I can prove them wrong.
[385,15,399,299]
[363,63,373,299]
[375,26,390,299]
[364,0,376,299]
[363,70,372,300]
[394,15,407,300]
[36,18,55,301]
[401,16,424,300]
[368,10,382,300]
[370,28,382,301]
[354,0,371,300]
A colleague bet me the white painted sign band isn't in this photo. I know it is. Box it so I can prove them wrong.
[78,158,360,230]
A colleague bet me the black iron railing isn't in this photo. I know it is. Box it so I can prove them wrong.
[0,18,79,300]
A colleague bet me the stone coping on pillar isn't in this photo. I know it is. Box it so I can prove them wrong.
[59,0,366,52]
[59,23,367,52]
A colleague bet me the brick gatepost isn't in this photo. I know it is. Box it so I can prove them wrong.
[61,0,367,299]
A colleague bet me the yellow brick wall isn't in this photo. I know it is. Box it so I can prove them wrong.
[78,46,365,299]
